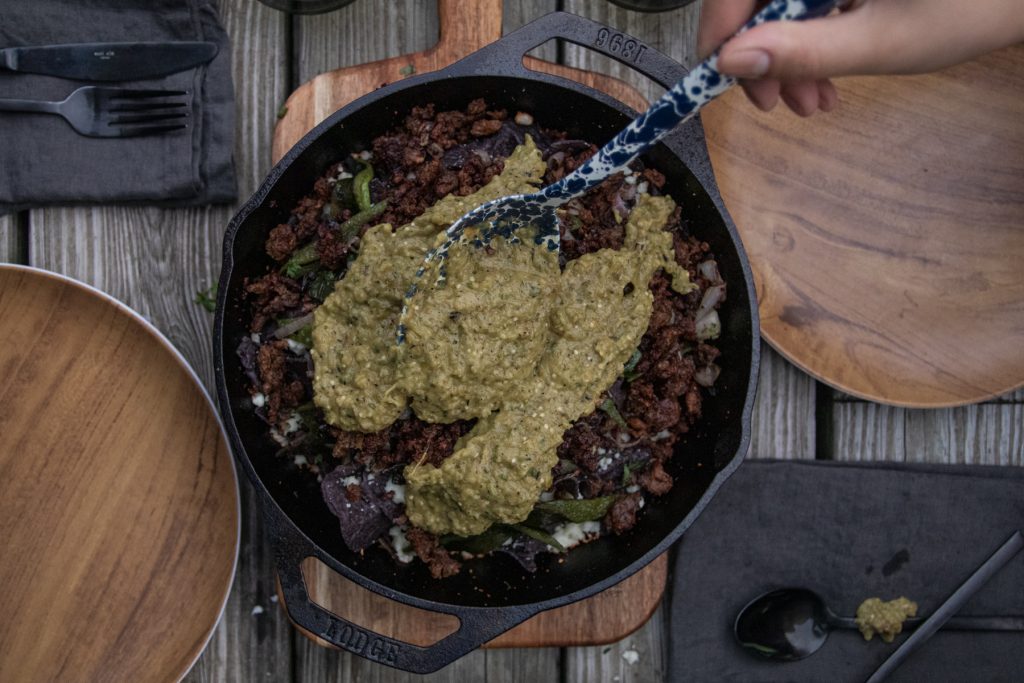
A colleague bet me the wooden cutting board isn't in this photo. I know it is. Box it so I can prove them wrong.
[272,0,666,650]
[272,0,647,160]
[702,45,1024,407]
[0,266,239,682]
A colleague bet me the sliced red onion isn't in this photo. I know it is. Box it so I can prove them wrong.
[697,259,722,285]
[612,192,629,221]
[695,284,726,320]
[694,363,721,387]
[273,312,315,339]
[695,309,721,341]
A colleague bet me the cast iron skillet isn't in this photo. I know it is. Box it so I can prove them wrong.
[214,11,760,674]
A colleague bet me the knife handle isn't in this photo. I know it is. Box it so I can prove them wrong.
[0,48,15,72]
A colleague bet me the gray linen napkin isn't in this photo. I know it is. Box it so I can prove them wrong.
[0,0,236,213]
[668,459,1024,682]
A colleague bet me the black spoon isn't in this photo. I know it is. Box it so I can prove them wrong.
[734,587,1024,661]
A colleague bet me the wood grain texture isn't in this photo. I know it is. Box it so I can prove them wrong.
[0,267,237,683]
[749,344,817,460]
[833,401,1024,465]
[702,45,1024,407]
[0,215,21,263]
[276,0,646,162]
[25,2,295,681]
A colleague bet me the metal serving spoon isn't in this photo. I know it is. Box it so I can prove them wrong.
[396,0,844,343]
[734,587,1024,661]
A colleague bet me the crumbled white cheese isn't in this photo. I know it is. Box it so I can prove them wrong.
[552,521,602,549]
[251,392,266,408]
[636,181,649,194]
[626,484,640,494]
[539,490,555,502]
[385,479,406,504]
[286,339,306,354]
[622,648,640,665]
[514,111,534,126]
[250,333,262,343]
[293,454,308,467]
[340,475,361,488]
[597,447,607,456]
[389,525,415,563]
[251,605,264,616]
[597,456,613,471]
[283,413,302,435]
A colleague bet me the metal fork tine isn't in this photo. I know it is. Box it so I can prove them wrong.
[108,89,189,101]
[113,124,188,138]
[110,102,189,113]
[110,112,189,125]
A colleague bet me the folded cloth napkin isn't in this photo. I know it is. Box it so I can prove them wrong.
[0,0,236,214]
[668,459,1024,683]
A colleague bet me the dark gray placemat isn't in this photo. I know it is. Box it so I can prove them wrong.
[0,0,235,213]
[668,459,1024,682]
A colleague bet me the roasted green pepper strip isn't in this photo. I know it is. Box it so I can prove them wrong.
[282,241,320,279]
[353,160,374,212]
[339,200,387,241]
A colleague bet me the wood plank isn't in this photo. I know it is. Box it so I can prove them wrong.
[26,1,293,681]
[563,604,669,683]
[833,402,1024,465]
[0,215,21,262]
[749,344,817,460]
[294,0,439,84]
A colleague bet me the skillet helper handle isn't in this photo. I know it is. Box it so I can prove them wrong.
[446,10,688,89]
[267,507,533,675]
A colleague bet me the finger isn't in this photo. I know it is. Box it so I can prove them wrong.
[817,79,839,112]
[717,8,879,80]
[741,78,781,112]
[778,80,821,117]
[697,0,761,58]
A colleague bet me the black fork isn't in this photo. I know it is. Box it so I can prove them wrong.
[0,86,190,138]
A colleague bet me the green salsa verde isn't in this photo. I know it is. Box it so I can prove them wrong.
[312,138,695,536]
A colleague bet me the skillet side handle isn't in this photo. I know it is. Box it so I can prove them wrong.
[444,10,689,91]
[267,507,534,675]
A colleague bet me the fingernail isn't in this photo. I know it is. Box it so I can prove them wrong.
[719,49,771,78]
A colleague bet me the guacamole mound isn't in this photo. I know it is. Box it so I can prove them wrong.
[312,137,694,536]
[855,596,918,643]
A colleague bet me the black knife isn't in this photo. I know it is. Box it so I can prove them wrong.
[0,41,219,81]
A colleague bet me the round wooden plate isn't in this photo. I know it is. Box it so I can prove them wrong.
[702,44,1024,407]
[0,266,239,682]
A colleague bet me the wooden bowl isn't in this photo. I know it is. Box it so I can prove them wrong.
[0,265,239,683]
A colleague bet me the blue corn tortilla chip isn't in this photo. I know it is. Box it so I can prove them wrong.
[321,464,402,552]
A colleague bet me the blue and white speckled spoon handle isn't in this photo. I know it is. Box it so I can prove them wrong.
[538,0,841,206]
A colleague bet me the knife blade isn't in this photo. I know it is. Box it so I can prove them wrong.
[0,41,219,81]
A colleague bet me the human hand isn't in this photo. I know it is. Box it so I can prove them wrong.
[698,0,1024,115]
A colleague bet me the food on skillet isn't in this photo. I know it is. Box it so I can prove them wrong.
[240,100,726,576]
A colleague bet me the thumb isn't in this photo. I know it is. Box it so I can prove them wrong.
[716,9,881,81]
